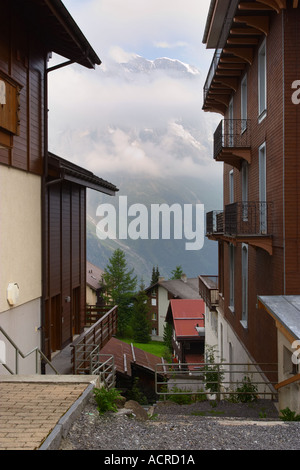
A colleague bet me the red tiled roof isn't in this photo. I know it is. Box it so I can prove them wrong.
[168,299,205,339]
[100,337,163,376]
[185,354,205,371]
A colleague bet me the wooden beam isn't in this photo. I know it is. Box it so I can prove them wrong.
[212,94,232,106]
[234,16,269,35]
[214,76,239,91]
[203,104,226,116]
[239,2,273,10]
[255,0,280,12]
[218,63,246,70]
[230,27,263,35]
[216,70,242,76]
[275,373,300,390]
[227,37,259,45]
[220,56,248,64]
[223,47,254,64]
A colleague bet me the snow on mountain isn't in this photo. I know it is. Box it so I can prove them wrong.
[119,54,200,76]
[48,53,221,283]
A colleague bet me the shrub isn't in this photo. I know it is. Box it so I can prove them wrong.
[234,376,258,403]
[93,387,122,415]
[280,407,300,421]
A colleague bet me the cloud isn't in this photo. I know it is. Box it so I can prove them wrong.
[47,2,220,183]
[62,0,213,67]
[154,41,189,49]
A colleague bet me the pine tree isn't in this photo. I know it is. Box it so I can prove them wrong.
[170,265,184,279]
[151,265,160,285]
[102,249,137,337]
[163,322,173,353]
[132,285,151,343]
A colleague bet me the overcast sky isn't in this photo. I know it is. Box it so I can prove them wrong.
[48,0,221,183]
[62,0,212,69]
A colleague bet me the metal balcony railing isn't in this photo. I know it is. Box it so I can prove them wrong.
[206,210,224,235]
[214,119,251,160]
[206,202,272,237]
[225,202,272,236]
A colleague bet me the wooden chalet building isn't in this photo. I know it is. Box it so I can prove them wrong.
[165,299,205,367]
[146,276,203,339]
[0,0,117,373]
[202,0,300,404]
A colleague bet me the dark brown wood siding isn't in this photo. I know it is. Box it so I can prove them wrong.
[0,0,44,174]
[45,182,86,353]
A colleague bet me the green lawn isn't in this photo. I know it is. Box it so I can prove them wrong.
[118,337,166,357]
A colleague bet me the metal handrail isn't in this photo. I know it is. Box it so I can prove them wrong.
[155,362,278,401]
[0,326,59,375]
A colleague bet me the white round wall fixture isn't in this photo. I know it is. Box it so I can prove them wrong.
[7,283,19,306]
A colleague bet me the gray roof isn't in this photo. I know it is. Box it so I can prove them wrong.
[258,295,300,341]
[86,262,104,291]
[158,278,202,300]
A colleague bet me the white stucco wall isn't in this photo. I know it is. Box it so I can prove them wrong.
[277,330,300,415]
[0,298,41,374]
[0,166,42,312]
[158,286,169,337]
[0,166,42,374]
[205,306,276,398]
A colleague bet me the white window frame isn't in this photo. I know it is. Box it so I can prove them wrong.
[229,244,235,312]
[241,74,247,132]
[229,169,234,204]
[259,142,267,234]
[258,39,267,121]
[241,162,248,221]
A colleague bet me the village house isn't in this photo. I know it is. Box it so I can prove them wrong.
[146,276,203,339]
[0,0,117,374]
[86,261,105,307]
[165,299,205,367]
[202,0,300,411]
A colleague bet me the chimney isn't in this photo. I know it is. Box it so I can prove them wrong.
[181,273,187,283]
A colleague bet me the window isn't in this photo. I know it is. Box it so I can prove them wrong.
[151,298,156,306]
[0,73,21,148]
[241,244,248,328]
[241,74,247,132]
[241,162,248,221]
[152,312,157,320]
[259,142,267,233]
[258,39,267,120]
[229,244,235,311]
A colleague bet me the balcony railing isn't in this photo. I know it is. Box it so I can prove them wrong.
[206,210,224,235]
[206,202,272,237]
[214,119,251,160]
[86,305,114,326]
[225,202,272,236]
[71,305,118,374]
[198,275,219,310]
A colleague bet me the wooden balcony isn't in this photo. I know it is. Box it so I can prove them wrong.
[85,305,114,326]
[71,305,118,374]
[198,275,219,311]
[206,202,273,254]
[214,119,251,169]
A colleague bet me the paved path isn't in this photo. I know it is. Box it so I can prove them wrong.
[0,375,99,450]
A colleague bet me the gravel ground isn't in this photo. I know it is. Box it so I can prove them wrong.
[59,396,300,452]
